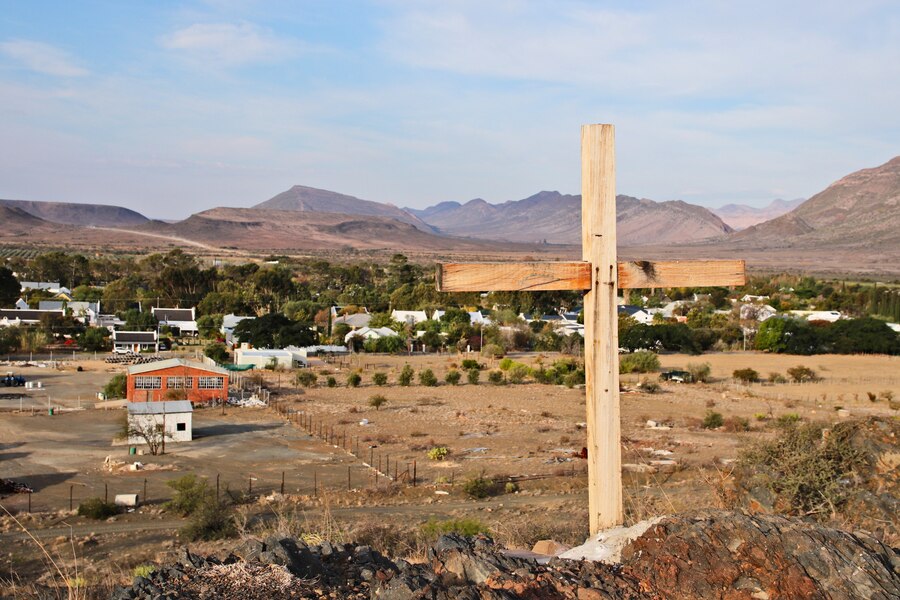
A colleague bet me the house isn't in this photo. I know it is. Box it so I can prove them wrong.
[97,314,126,329]
[332,312,372,331]
[0,308,64,327]
[789,310,842,323]
[127,401,192,444]
[14,298,29,310]
[287,344,349,357]
[112,331,159,354]
[344,326,397,343]
[221,314,254,344]
[740,304,778,322]
[618,305,654,325]
[126,358,229,404]
[233,347,308,369]
[38,300,100,325]
[152,307,198,335]
[19,281,72,296]
[390,310,428,326]
[431,310,492,326]
[741,294,770,303]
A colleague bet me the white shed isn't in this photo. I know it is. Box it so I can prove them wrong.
[127,401,193,444]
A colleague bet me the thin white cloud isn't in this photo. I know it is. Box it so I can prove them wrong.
[160,22,297,67]
[0,40,88,77]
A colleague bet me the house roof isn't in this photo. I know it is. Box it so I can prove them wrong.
[38,300,99,313]
[126,358,229,376]
[152,307,195,322]
[0,309,64,321]
[618,305,647,316]
[222,314,253,329]
[127,400,193,414]
[20,281,60,290]
[333,313,372,328]
[113,331,158,343]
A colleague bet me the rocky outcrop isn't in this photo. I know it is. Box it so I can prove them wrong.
[110,511,899,599]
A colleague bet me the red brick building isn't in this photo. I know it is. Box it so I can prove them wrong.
[126,358,230,405]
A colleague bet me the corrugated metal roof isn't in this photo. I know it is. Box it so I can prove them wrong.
[126,358,229,376]
[127,400,193,414]
[113,331,157,343]
[152,308,195,321]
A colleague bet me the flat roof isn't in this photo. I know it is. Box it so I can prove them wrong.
[128,400,193,414]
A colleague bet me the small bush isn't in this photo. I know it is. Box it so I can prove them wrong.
[639,378,661,393]
[326,376,337,388]
[488,370,505,385]
[398,364,414,387]
[866,391,877,402]
[498,357,514,371]
[619,351,660,374]
[754,412,769,421]
[563,370,584,388]
[775,413,801,427]
[182,496,235,541]
[732,368,759,384]
[418,369,438,387]
[507,364,530,384]
[427,446,449,461]
[467,369,480,385]
[701,411,724,429]
[103,373,126,399]
[421,518,489,540]
[347,372,362,388]
[461,359,483,370]
[462,475,499,499]
[481,343,505,359]
[372,372,388,386]
[723,416,750,432]
[786,365,817,383]
[77,498,118,520]
[687,362,712,383]
[445,369,461,385]
[504,482,519,494]
[132,565,155,579]
[369,394,387,410]
[295,370,318,387]
[768,372,787,384]
[164,474,210,516]
[879,390,894,402]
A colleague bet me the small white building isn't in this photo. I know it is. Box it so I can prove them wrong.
[391,310,428,326]
[618,305,654,325]
[38,300,101,325]
[789,310,843,323]
[152,307,198,335]
[127,400,192,444]
[112,330,159,354]
[233,347,308,369]
[740,304,778,322]
[344,326,397,343]
[221,313,254,344]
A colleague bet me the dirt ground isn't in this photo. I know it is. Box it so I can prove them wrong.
[1,350,897,593]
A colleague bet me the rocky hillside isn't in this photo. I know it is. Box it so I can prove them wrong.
[409,191,734,245]
[0,199,149,227]
[254,185,435,232]
[143,207,539,252]
[110,511,900,599]
[732,156,900,249]
[712,198,804,230]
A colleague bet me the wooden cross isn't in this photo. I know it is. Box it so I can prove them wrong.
[435,124,746,533]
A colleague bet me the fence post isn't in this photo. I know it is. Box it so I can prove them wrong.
[216,473,220,500]
[28,492,31,513]
[313,471,317,497]
[347,466,351,491]
[69,485,74,511]
[281,471,285,495]
[248,477,252,495]
[413,461,417,487]
[105,483,108,504]
[143,478,147,505]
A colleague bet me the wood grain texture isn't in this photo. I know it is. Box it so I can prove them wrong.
[436,260,746,291]
[582,123,623,532]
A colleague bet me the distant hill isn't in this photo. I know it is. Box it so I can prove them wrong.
[253,185,435,232]
[712,198,805,230]
[143,207,540,252]
[0,205,53,228]
[0,199,149,227]
[732,157,900,249]
[408,191,733,245]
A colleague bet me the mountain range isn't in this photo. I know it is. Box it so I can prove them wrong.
[0,199,149,227]
[711,198,805,230]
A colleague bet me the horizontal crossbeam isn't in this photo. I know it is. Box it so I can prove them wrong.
[436,259,745,292]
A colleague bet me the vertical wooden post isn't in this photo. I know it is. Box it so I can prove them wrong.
[582,123,623,533]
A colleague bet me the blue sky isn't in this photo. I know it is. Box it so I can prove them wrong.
[1,1,898,219]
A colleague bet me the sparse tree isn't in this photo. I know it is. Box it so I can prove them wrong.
[128,417,173,455]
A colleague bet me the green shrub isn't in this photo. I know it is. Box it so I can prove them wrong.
[462,475,500,499]
[326,376,337,388]
[398,364,414,386]
[498,357,514,371]
[563,370,585,388]
[481,343,505,359]
[347,372,362,388]
[739,420,866,516]
[372,372,388,386]
[427,446,449,461]
[724,416,750,432]
[504,482,519,494]
[787,365,817,383]
[182,496,235,541]
[732,368,759,384]
[204,342,229,364]
[701,411,724,429]
[164,474,210,516]
[639,378,660,393]
[768,372,787,384]
[418,369,438,387]
[461,359,483,370]
[295,370,318,387]
[132,565,155,579]
[619,351,660,374]
[103,373,126,399]
[467,368,480,385]
[775,413,801,427]
[687,362,712,383]
[77,498,118,520]
[507,364,530,384]
[445,369,461,385]
[488,370,505,385]
[420,518,489,540]
[369,394,387,410]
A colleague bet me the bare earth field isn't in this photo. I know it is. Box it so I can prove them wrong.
[1,351,898,592]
